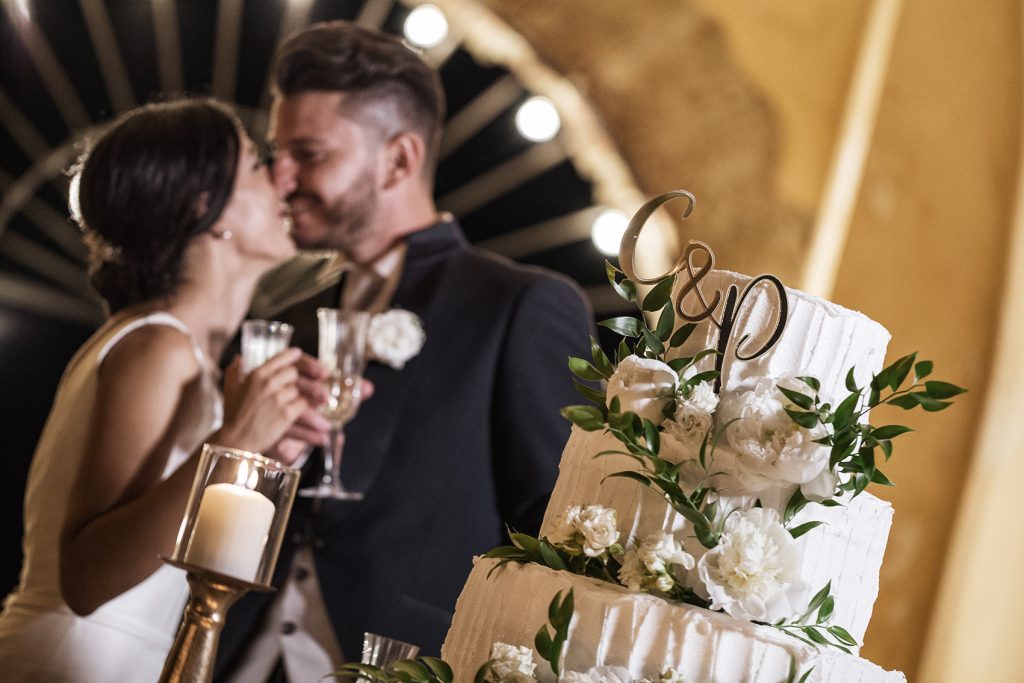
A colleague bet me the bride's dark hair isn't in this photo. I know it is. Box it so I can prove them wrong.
[71,98,242,314]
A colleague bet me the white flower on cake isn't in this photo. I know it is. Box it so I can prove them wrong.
[654,669,686,683]
[367,309,426,370]
[696,508,805,622]
[549,505,620,558]
[663,380,719,449]
[487,642,537,681]
[605,356,678,425]
[558,666,633,683]
[715,376,832,497]
[618,531,694,594]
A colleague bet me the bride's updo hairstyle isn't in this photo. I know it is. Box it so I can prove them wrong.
[71,99,241,313]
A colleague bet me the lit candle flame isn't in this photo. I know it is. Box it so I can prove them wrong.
[233,459,260,490]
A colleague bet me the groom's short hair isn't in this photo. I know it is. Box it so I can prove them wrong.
[272,21,445,174]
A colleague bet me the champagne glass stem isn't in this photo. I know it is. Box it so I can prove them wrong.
[323,426,344,488]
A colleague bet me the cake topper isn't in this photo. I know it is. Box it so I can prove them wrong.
[618,190,789,393]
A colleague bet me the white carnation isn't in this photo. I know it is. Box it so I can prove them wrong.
[367,309,425,370]
[697,508,805,622]
[715,376,831,494]
[548,505,620,558]
[488,642,537,680]
[606,356,678,425]
[618,531,694,595]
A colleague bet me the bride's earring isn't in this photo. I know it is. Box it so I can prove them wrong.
[212,229,233,240]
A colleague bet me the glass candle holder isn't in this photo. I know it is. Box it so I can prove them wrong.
[171,444,299,587]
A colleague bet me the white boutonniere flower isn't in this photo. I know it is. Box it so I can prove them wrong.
[367,309,426,370]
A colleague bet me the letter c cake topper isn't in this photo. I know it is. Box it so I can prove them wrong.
[618,190,790,393]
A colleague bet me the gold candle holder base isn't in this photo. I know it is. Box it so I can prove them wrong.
[158,558,274,683]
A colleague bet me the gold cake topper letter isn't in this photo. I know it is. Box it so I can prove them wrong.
[618,190,789,393]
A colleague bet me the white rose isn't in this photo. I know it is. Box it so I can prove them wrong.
[559,666,633,683]
[549,505,620,558]
[367,309,426,370]
[489,642,537,680]
[606,356,678,425]
[715,376,831,492]
[697,508,805,622]
[577,505,620,557]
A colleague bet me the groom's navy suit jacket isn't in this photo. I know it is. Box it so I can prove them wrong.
[215,219,593,673]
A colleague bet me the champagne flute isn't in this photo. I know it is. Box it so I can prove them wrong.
[240,319,294,376]
[299,308,370,500]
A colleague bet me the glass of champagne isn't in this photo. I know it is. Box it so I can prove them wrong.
[240,319,294,377]
[299,308,370,500]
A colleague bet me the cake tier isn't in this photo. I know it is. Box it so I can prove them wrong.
[540,429,892,645]
[442,559,905,683]
[673,270,891,401]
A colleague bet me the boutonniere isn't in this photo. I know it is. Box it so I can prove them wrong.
[367,309,426,370]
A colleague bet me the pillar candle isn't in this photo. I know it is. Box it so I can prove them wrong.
[184,482,275,581]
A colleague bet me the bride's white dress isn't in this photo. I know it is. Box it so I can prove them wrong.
[0,312,223,682]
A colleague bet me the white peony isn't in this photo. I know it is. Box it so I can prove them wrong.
[663,380,719,449]
[605,356,678,425]
[488,642,537,681]
[367,309,426,370]
[549,505,620,558]
[697,508,805,622]
[715,376,832,496]
[559,666,633,683]
[618,531,694,594]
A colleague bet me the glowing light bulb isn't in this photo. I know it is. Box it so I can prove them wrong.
[403,5,448,48]
[591,209,629,256]
[515,96,560,142]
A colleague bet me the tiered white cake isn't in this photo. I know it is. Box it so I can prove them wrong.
[443,270,906,682]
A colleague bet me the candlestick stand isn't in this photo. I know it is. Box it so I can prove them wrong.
[158,559,273,683]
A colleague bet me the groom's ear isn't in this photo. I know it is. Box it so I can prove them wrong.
[382,131,425,189]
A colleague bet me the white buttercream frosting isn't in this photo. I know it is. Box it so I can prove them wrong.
[443,559,905,683]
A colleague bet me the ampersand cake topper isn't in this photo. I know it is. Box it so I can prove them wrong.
[618,190,790,393]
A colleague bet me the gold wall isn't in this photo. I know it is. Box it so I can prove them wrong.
[483,0,1022,678]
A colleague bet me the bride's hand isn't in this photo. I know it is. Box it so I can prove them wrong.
[217,348,309,452]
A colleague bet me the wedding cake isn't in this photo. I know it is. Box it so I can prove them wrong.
[440,194,962,683]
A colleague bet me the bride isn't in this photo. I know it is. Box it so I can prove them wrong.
[0,98,329,681]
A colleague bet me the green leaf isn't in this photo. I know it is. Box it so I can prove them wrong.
[539,541,567,571]
[871,424,913,440]
[421,658,453,683]
[870,468,895,486]
[642,275,676,312]
[534,626,553,661]
[473,663,491,683]
[555,589,575,628]
[916,394,954,412]
[391,661,431,680]
[779,386,814,410]
[887,394,921,410]
[667,357,690,373]
[806,581,832,614]
[789,520,824,539]
[803,627,830,646]
[879,439,893,460]
[798,668,814,683]
[643,418,661,455]
[510,532,541,556]
[568,357,604,381]
[924,380,967,399]
[818,596,835,623]
[604,471,652,487]
[560,405,606,431]
[797,376,821,393]
[656,300,674,342]
[845,367,858,393]
[827,625,859,647]
[590,336,615,378]
[573,379,607,405]
[598,316,642,338]
[606,260,637,302]
[832,393,861,432]
[686,370,720,386]
[889,352,917,390]
[642,327,665,356]
[616,338,630,365]
[914,360,933,382]
[483,545,523,559]
[669,323,697,349]
[783,488,809,526]
[785,408,819,429]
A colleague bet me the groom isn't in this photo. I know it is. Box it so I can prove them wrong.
[215,21,593,682]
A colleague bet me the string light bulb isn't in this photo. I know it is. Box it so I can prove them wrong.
[403,4,448,48]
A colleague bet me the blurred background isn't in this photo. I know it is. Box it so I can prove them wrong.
[1,0,1019,680]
